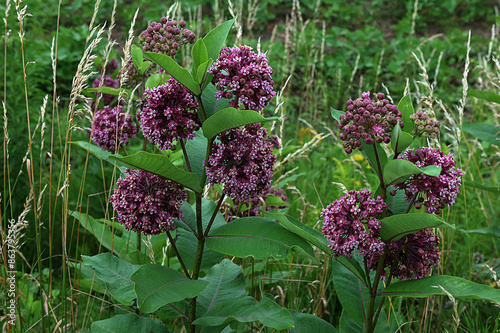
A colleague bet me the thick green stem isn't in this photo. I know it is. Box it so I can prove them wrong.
[372,142,387,201]
[365,252,386,333]
[188,193,204,333]
[167,231,190,277]
[204,193,225,237]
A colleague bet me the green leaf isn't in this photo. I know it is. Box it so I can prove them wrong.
[176,228,225,271]
[131,264,208,313]
[140,60,152,75]
[82,253,141,306]
[461,122,499,145]
[206,217,315,260]
[380,213,454,241]
[203,17,237,62]
[361,141,387,175]
[334,256,367,286]
[469,89,500,104]
[131,45,143,75]
[289,310,339,333]
[86,86,132,98]
[145,73,163,89]
[386,185,409,215]
[201,83,230,118]
[330,108,345,123]
[397,95,415,134]
[465,181,500,193]
[109,151,202,193]
[192,38,208,78]
[382,159,441,186]
[391,122,413,154]
[339,309,363,333]
[185,129,208,182]
[193,296,294,330]
[197,259,245,317]
[144,52,201,95]
[197,59,214,86]
[459,226,500,239]
[202,108,279,139]
[265,212,331,255]
[382,275,500,304]
[73,141,117,164]
[91,313,170,333]
[264,196,288,208]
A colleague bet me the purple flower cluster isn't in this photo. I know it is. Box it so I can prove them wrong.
[370,228,440,280]
[410,110,441,139]
[91,105,137,153]
[395,148,463,214]
[138,77,201,150]
[207,124,278,200]
[321,190,386,258]
[208,45,276,111]
[339,92,403,154]
[227,187,288,221]
[107,57,119,74]
[139,18,196,57]
[109,169,186,235]
[92,74,119,106]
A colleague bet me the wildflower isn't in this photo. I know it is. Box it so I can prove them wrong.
[138,77,200,150]
[321,190,386,258]
[370,228,440,280]
[410,110,441,139]
[208,45,276,111]
[91,105,137,153]
[226,187,288,221]
[138,18,196,57]
[338,92,402,154]
[207,123,278,200]
[92,74,119,107]
[394,148,463,214]
[109,169,186,235]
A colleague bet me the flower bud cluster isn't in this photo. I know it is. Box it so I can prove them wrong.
[410,110,441,138]
[339,92,403,154]
[110,169,186,235]
[207,124,278,200]
[138,77,200,150]
[91,105,137,153]
[208,45,276,111]
[92,74,119,107]
[139,18,196,57]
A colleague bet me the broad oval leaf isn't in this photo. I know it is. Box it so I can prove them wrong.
[381,275,500,304]
[131,45,143,75]
[91,313,170,333]
[330,108,345,123]
[203,17,237,62]
[397,95,415,134]
[391,122,413,154]
[82,253,141,306]
[201,83,231,117]
[202,108,279,139]
[383,159,441,186]
[192,38,208,78]
[206,216,315,260]
[380,213,454,242]
[289,310,339,333]
[460,122,499,145]
[131,264,208,313]
[144,52,201,95]
[109,151,202,193]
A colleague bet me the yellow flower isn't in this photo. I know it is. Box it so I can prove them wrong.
[353,153,364,162]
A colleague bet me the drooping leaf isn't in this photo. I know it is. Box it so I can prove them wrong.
[330,108,345,123]
[459,226,500,239]
[289,310,339,333]
[82,253,141,306]
[380,213,454,242]
[460,122,499,145]
[382,275,500,304]
[469,89,500,104]
[196,259,245,317]
[465,181,500,193]
[131,264,208,313]
[202,108,279,139]
[206,216,315,260]
[91,313,170,333]
[391,122,413,155]
[109,151,202,193]
[203,17,236,62]
[397,95,415,134]
[193,296,294,330]
[144,52,201,95]
[382,159,441,186]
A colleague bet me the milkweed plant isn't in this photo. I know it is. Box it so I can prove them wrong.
[78,16,500,333]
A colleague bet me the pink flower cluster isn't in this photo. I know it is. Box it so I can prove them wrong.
[207,124,278,200]
[395,148,463,214]
[208,45,276,111]
[109,169,186,235]
[410,110,441,139]
[91,105,137,153]
[321,190,386,258]
[338,92,403,154]
[139,17,196,57]
[138,77,201,150]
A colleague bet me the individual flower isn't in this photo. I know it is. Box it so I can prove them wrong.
[338,92,403,154]
[91,105,137,153]
[226,186,288,221]
[410,110,441,139]
[394,148,463,214]
[208,45,276,111]
[92,74,119,106]
[321,190,386,258]
[109,169,186,235]
[138,18,196,57]
[369,228,440,280]
[206,123,278,200]
[138,77,201,150]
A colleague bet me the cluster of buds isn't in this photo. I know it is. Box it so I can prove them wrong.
[410,110,441,138]
[339,92,403,154]
[139,18,196,57]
